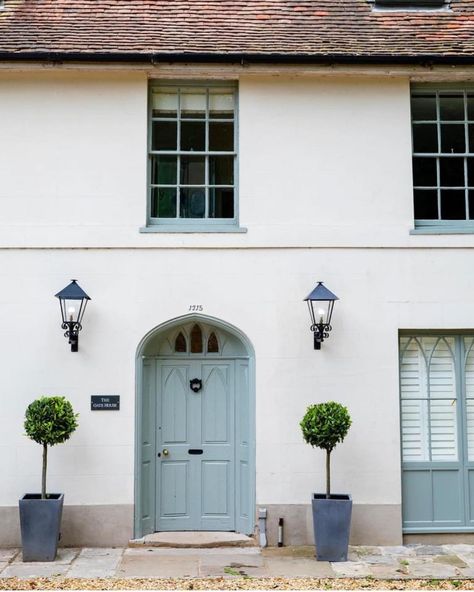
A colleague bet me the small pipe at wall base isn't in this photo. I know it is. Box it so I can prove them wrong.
[278,518,284,547]
[258,508,267,548]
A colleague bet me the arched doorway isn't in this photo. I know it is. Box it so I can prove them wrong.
[134,314,255,538]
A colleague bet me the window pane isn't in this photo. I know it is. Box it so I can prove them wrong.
[469,158,474,187]
[180,156,205,185]
[440,94,465,121]
[207,332,219,353]
[411,94,437,121]
[440,157,465,187]
[190,324,203,353]
[209,156,234,185]
[209,92,234,119]
[152,90,178,118]
[470,191,474,219]
[180,91,206,119]
[151,188,177,218]
[175,332,187,353]
[181,121,205,151]
[209,188,234,218]
[441,189,466,219]
[469,124,474,152]
[209,122,234,151]
[151,156,177,185]
[441,124,465,153]
[413,157,437,187]
[180,188,205,218]
[152,121,177,151]
[414,189,438,219]
[468,95,474,120]
[413,124,438,153]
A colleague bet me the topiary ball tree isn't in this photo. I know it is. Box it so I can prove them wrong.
[300,401,351,498]
[24,396,79,499]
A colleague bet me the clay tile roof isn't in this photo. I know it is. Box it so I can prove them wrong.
[0,0,474,63]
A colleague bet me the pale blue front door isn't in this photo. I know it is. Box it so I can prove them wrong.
[156,359,236,531]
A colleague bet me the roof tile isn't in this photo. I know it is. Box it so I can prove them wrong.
[1,0,474,60]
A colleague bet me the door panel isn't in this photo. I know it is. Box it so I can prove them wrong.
[202,461,230,515]
[200,362,235,530]
[402,469,432,524]
[156,360,235,531]
[156,362,199,531]
[160,461,189,516]
[202,366,229,443]
[432,469,463,523]
[162,367,188,444]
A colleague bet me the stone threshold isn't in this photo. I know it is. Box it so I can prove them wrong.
[129,531,257,548]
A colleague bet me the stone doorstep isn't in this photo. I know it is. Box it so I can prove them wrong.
[129,532,257,548]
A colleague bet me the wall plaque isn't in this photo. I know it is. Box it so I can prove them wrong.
[91,395,120,411]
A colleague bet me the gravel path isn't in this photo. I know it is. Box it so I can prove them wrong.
[1,578,474,590]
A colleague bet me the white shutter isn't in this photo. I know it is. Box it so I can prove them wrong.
[400,336,458,462]
[464,337,474,460]
[400,337,429,461]
[429,337,457,461]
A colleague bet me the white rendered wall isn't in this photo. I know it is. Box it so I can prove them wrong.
[0,70,471,521]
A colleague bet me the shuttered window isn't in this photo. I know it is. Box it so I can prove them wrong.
[400,336,458,462]
[400,334,474,532]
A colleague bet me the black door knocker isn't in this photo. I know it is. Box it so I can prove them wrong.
[190,378,202,393]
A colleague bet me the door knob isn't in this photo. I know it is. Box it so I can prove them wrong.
[162,448,169,456]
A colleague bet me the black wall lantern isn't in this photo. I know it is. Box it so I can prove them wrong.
[55,280,91,352]
[304,282,339,350]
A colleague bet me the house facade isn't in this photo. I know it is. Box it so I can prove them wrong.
[1,0,474,548]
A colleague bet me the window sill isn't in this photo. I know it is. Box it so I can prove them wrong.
[139,225,248,234]
[411,227,474,235]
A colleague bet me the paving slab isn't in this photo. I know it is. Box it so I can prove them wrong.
[406,558,460,578]
[446,545,474,568]
[331,561,374,577]
[433,554,469,569]
[380,546,416,557]
[0,563,9,575]
[131,531,255,548]
[68,548,124,578]
[117,552,199,578]
[199,553,264,569]
[263,556,334,577]
[368,563,411,579]
[1,562,69,578]
[77,547,124,558]
[413,545,448,556]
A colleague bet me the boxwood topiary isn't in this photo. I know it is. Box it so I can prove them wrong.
[300,401,351,498]
[24,396,78,499]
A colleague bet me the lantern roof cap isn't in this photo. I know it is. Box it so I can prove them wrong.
[304,281,338,302]
[55,279,91,301]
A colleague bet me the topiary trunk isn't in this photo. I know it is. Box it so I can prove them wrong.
[42,443,47,500]
[326,449,331,498]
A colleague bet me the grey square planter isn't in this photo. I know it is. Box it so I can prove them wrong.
[19,494,64,562]
[312,493,352,562]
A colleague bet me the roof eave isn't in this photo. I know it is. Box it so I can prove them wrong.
[0,51,473,65]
